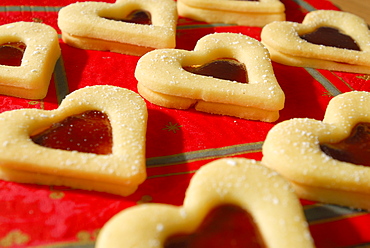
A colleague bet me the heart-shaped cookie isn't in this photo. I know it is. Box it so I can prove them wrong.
[58,0,177,56]
[0,22,60,99]
[135,33,285,122]
[177,0,285,27]
[262,91,370,210]
[261,10,370,73]
[95,158,314,248]
[0,85,147,196]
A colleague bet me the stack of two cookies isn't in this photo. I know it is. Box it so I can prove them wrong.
[177,0,285,27]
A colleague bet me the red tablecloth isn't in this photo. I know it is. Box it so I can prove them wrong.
[1,0,370,247]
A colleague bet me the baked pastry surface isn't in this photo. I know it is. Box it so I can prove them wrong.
[261,10,370,73]
[177,0,285,27]
[58,0,177,56]
[96,158,314,248]
[262,91,370,210]
[136,33,285,122]
[0,85,148,196]
[0,22,60,99]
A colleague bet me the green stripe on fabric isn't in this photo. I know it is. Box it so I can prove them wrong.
[146,142,263,167]
[53,57,70,104]
[30,242,94,248]
[304,203,366,224]
[289,0,317,11]
[147,170,197,179]
[177,23,236,30]
[0,6,62,12]
[305,67,342,96]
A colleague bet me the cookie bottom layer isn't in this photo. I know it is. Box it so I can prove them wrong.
[264,43,370,74]
[177,1,285,27]
[62,32,155,56]
[292,181,370,211]
[0,165,138,196]
[138,82,280,122]
[0,82,49,100]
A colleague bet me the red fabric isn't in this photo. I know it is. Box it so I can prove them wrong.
[0,0,370,247]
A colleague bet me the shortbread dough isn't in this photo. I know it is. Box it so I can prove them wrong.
[0,85,148,196]
[96,158,314,248]
[58,0,177,56]
[261,10,370,73]
[177,0,285,27]
[0,22,60,99]
[262,91,370,210]
[135,33,285,122]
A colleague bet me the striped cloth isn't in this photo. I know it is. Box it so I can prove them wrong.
[0,0,370,247]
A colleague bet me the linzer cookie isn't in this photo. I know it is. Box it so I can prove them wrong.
[58,0,177,56]
[262,91,370,210]
[0,85,147,196]
[177,0,285,27]
[261,10,370,73]
[135,33,285,122]
[96,158,314,248]
[0,22,60,99]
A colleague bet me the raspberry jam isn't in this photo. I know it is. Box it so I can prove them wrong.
[183,58,248,84]
[0,42,26,66]
[31,110,112,155]
[103,10,152,25]
[164,204,265,248]
[320,122,370,166]
[300,26,361,51]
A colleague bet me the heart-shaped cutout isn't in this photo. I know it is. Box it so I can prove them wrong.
[183,58,248,84]
[136,33,285,122]
[31,110,113,155]
[164,204,263,247]
[0,42,26,66]
[320,122,370,167]
[177,0,285,27]
[95,158,315,248]
[102,9,152,25]
[0,22,60,99]
[58,0,177,56]
[0,85,148,196]
[261,10,370,73]
[262,91,370,210]
[300,26,361,51]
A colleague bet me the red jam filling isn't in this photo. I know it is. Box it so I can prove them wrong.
[183,58,248,84]
[164,204,265,248]
[320,122,370,166]
[103,10,152,25]
[31,110,112,155]
[0,42,26,66]
[300,26,361,51]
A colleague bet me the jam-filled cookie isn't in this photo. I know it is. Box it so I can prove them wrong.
[96,158,314,248]
[262,91,370,210]
[58,0,177,56]
[261,10,370,73]
[0,85,147,196]
[177,0,285,27]
[0,22,60,99]
[135,33,285,122]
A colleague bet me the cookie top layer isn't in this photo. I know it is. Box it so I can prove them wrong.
[261,10,370,66]
[0,85,147,195]
[262,91,370,209]
[58,0,177,49]
[96,158,314,248]
[0,21,60,99]
[135,33,285,112]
